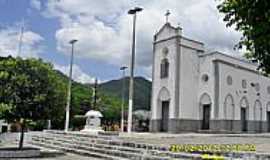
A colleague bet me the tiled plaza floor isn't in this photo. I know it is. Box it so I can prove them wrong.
[0,133,102,160]
[119,132,270,154]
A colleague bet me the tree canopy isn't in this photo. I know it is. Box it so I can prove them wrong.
[0,56,67,124]
[0,56,68,149]
[0,56,125,130]
[218,0,270,73]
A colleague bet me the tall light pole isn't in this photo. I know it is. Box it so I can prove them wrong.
[18,18,25,56]
[120,66,128,132]
[127,7,143,133]
[64,39,78,132]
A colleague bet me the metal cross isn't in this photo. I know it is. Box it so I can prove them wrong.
[165,10,171,23]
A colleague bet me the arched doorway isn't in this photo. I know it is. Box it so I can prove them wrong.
[267,102,270,132]
[254,100,262,132]
[158,87,170,132]
[224,94,235,131]
[200,93,211,130]
[240,97,249,132]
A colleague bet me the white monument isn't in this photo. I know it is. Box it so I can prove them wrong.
[81,110,104,134]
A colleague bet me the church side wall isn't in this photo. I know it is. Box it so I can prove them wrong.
[217,61,270,133]
[179,46,200,119]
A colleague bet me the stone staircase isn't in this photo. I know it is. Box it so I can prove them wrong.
[29,130,201,160]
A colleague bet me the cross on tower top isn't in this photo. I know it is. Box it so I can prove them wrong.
[165,10,171,23]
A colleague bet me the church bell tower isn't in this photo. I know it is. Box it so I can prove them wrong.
[150,12,182,132]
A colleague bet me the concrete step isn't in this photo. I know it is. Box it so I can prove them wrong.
[32,140,170,160]
[32,133,167,152]
[33,136,201,159]
[31,135,172,160]
[30,132,267,160]
[30,141,128,160]
[44,130,116,140]
[32,134,167,158]
[34,133,257,159]
[32,133,116,146]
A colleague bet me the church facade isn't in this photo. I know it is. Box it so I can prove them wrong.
[150,23,270,133]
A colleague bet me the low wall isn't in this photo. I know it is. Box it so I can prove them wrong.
[0,148,40,158]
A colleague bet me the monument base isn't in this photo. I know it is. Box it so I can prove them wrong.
[80,127,104,135]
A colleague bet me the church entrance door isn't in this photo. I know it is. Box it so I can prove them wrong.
[202,104,210,130]
[241,107,247,132]
[267,111,270,132]
[161,101,169,132]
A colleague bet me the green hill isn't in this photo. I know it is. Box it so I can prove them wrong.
[55,68,152,113]
[98,77,152,111]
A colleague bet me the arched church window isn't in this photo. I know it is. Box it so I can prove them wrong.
[254,100,262,121]
[227,75,233,85]
[242,79,247,89]
[224,94,235,120]
[160,58,169,78]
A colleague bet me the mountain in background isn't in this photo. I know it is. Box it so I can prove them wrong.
[56,68,152,111]
[98,77,152,111]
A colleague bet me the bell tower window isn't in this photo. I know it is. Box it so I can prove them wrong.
[160,58,169,78]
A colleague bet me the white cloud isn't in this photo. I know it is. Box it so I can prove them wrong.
[54,63,95,84]
[43,0,242,70]
[0,25,44,58]
[30,0,41,11]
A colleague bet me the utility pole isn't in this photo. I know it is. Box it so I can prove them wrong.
[120,66,128,132]
[64,39,78,132]
[18,19,25,56]
[93,78,98,110]
[127,7,143,133]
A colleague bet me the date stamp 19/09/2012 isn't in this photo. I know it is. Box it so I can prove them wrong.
[169,144,256,153]
[169,144,256,159]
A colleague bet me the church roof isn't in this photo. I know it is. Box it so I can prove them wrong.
[199,51,260,74]
[154,22,182,38]
[200,51,258,67]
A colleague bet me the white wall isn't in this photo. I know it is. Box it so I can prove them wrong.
[198,55,216,120]
[151,24,180,119]
[218,61,270,122]
[178,45,201,119]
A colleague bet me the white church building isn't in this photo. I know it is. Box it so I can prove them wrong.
[150,22,270,133]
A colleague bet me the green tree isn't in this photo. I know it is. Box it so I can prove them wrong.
[0,103,12,118]
[218,0,270,73]
[100,95,122,122]
[0,56,67,149]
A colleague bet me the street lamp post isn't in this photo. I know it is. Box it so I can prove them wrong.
[127,7,143,133]
[120,66,128,132]
[64,39,78,132]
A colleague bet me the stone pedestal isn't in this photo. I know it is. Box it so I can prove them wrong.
[81,110,104,135]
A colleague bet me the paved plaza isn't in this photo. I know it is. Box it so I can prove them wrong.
[0,151,102,160]
[120,132,270,154]
[0,133,102,160]
[2,132,270,159]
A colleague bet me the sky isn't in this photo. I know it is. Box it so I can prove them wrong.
[0,0,242,83]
